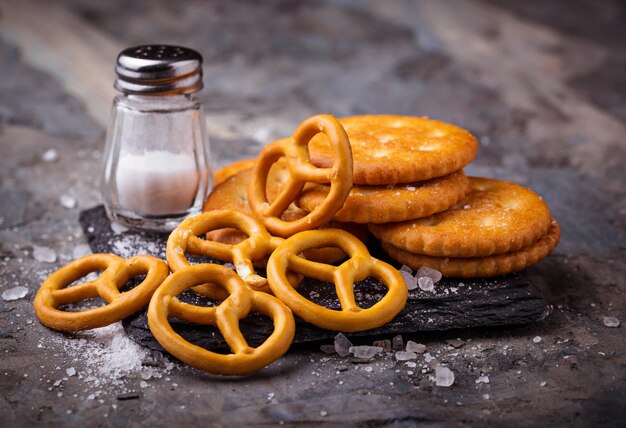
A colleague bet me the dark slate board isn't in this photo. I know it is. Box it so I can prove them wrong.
[79,205,550,352]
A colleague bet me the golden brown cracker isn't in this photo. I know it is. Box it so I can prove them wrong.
[213,158,256,186]
[382,219,560,278]
[369,177,553,257]
[296,171,469,224]
[308,115,478,185]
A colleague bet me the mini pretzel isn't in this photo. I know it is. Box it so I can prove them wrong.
[166,210,283,295]
[248,114,353,238]
[34,254,169,331]
[267,229,408,332]
[148,263,295,376]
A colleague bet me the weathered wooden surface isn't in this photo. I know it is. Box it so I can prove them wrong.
[1,0,625,427]
[78,204,550,352]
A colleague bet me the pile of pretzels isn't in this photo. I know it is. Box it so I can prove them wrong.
[34,115,409,376]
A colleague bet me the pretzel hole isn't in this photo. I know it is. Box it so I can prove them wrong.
[295,277,341,310]
[58,296,106,312]
[353,278,389,309]
[171,321,232,354]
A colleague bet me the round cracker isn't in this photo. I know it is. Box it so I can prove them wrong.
[382,219,560,278]
[296,171,469,224]
[369,177,553,257]
[308,115,478,185]
[213,158,256,186]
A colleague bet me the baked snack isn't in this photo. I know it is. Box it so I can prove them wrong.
[383,219,560,277]
[308,115,478,185]
[34,254,169,331]
[296,171,469,223]
[369,177,553,257]
[148,263,295,376]
[267,229,408,332]
[213,158,256,186]
[203,166,370,264]
[248,114,353,237]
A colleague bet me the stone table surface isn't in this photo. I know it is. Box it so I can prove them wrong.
[0,0,624,427]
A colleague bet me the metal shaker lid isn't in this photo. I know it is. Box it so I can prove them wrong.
[114,45,203,95]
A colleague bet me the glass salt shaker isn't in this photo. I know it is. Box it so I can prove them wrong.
[101,45,212,232]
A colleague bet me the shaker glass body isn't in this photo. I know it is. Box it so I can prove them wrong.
[101,94,212,231]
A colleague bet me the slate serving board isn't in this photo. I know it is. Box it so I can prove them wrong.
[79,205,551,351]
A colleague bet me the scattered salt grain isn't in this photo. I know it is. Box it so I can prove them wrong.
[395,351,417,361]
[349,345,383,360]
[405,341,426,354]
[603,316,620,327]
[59,195,77,209]
[2,286,28,301]
[373,339,391,352]
[320,410,328,417]
[392,335,404,351]
[435,366,455,387]
[111,222,129,235]
[475,375,489,384]
[400,265,413,273]
[533,336,542,343]
[334,333,353,357]
[140,381,148,388]
[65,367,76,377]
[539,381,547,387]
[72,244,92,259]
[42,149,59,162]
[399,270,418,290]
[416,266,442,283]
[33,245,57,263]
[405,361,417,368]
[418,277,434,292]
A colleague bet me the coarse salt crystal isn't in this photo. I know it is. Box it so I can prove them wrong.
[533,336,542,343]
[334,333,353,357]
[59,195,77,209]
[405,341,426,354]
[2,286,28,301]
[435,366,455,387]
[400,270,418,290]
[110,222,129,235]
[33,246,57,263]
[349,345,383,360]
[42,149,59,162]
[65,367,76,377]
[416,266,442,283]
[395,351,417,361]
[603,316,620,327]
[418,277,434,292]
[475,375,489,384]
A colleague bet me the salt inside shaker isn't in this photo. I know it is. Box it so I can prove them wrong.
[101,45,212,231]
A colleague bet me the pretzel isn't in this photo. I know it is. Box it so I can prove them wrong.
[267,229,408,332]
[34,254,169,331]
[166,210,283,296]
[148,263,295,376]
[248,114,353,238]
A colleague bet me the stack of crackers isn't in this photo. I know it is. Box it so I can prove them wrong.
[206,115,559,278]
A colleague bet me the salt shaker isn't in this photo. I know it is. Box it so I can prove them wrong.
[101,45,212,231]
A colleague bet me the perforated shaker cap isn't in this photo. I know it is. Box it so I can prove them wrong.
[114,45,203,95]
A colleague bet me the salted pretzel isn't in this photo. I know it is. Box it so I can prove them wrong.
[34,254,169,331]
[166,210,283,295]
[248,114,353,238]
[267,229,408,332]
[148,263,295,376]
